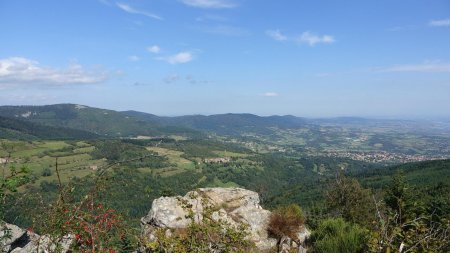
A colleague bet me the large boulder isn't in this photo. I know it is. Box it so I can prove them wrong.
[1,222,72,253]
[10,234,73,253]
[141,187,310,252]
[1,223,26,252]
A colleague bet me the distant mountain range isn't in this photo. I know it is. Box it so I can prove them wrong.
[122,110,309,136]
[1,103,449,140]
[0,104,199,139]
[0,104,312,139]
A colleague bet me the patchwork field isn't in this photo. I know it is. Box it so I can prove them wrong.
[146,146,195,170]
[1,140,105,189]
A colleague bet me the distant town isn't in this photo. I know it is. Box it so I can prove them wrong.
[319,151,449,164]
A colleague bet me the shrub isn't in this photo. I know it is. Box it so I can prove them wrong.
[148,220,253,253]
[311,218,367,253]
[268,204,305,240]
[326,174,374,226]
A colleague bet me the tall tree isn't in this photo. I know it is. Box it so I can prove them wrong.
[326,173,375,226]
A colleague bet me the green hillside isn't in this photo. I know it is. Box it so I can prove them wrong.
[354,159,450,189]
[0,104,199,138]
[124,110,309,136]
[0,116,99,140]
[2,136,449,252]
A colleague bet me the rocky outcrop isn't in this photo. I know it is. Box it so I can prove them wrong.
[3,187,310,252]
[0,223,26,253]
[0,223,72,253]
[141,187,310,252]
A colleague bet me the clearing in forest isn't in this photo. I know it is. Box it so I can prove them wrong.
[146,146,195,170]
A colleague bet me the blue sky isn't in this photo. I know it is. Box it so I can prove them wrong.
[1,0,450,118]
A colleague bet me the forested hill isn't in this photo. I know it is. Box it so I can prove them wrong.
[0,116,99,140]
[353,159,450,189]
[0,104,199,138]
[1,103,316,137]
[123,110,309,136]
[2,104,450,145]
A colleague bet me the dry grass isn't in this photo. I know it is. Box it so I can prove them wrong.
[268,204,305,240]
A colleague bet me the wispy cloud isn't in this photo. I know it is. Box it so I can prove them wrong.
[133,81,152,86]
[128,55,140,61]
[98,0,112,6]
[180,0,236,9]
[116,2,162,20]
[163,74,181,84]
[0,57,108,86]
[162,73,211,85]
[185,75,197,84]
[265,30,287,41]
[380,61,450,73]
[147,45,161,53]
[157,52,194,64]
[296,32,335,46]
[266,30,335,46]
[261,92,279,97]
[202,25,249,36]
[429,18,450,27]
[196,14,228,22]
[386,25,419,32]
[388,18,450,31]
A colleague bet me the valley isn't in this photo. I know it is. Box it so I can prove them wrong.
[1,104,449,252]
[2,2,450,251]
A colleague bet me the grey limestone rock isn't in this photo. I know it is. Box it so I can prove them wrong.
[1,222,72,253]
[141,187,309,252]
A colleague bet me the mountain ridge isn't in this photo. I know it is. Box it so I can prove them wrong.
[0,104,200,138]
[2,103,450,140]
[0,115,99,140]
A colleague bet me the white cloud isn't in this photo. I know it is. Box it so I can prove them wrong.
[266,30,335,46]
[296,32,335,46]
[116,2,162,20]
[381,61,450,73]
[0,57,108,86]
[180,0,236,9]
[157,52,194,64]
[147,45,161,53]
[429,18,450,27]
[128,55,140,61]
[266,30,287,41]
[262,92,279,97]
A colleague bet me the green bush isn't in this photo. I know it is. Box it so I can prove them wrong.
[326,175,374,226]
[311,218,367,253]
[147,220,253,253]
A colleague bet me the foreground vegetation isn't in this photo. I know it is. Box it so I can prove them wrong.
[1,105,449,252]
[1,135,449,252]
